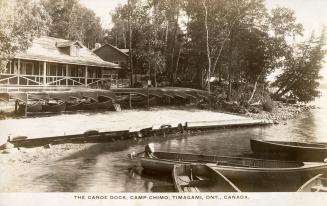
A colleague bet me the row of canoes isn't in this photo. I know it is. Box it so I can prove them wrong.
[18,98,115,113]
[135,140,327,192]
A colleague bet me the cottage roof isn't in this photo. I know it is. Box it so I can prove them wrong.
[93,44,129,57]
[15,36,120,69]
[55,40,83,48]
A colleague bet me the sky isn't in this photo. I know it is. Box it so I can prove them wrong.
[80,0,327,83]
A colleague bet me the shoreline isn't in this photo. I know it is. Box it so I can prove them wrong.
[244,101,315,123]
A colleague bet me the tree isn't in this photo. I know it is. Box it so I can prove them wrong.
[272,31,326,102]
[41,0,104,48]
[0,0,50,72]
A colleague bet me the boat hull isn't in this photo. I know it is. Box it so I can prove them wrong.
[250,139,327,161]
[65,102,83,111]
[81,101,98,110]
[18,102,43,113]
[97,100,113,110]
[297,173,327,192]
[140,152,327,191]
[42,102,66,113]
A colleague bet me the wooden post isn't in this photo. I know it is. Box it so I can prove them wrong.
[24,93,28,117]
[66,64,69,86]
[43,61,47,86]
[17,59,20,86]
[14,100,18,114]
[129,94,132,109]
[85,66,88,87]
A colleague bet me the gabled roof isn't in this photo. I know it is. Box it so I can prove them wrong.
[120,49,129,53]
[93,44,129,57]
[15,36,120,69]
[56,40,83,48]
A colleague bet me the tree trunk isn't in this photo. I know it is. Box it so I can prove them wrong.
[172,46,182,85]
[123,26,127,48]
[128,0,133,86]
[202,0,211,94]
[227,30,234,101]
[247,73,262,104]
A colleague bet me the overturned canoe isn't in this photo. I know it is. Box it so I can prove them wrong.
[18,101,43,113]
[65,101,83,111]
[173,164,241,192]
[97,100,114,110]
[250,139,327,161]
[42,101,66,113]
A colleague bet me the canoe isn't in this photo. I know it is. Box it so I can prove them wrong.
[132,96,158,107]
[65,101,83,111]
[173,164,241,192]
[297,173,327,192]
[140,147,327,191]
[18,101,43,113]
[250,139,327,161]
[97,100,114,110]
[42,101,66,113]
[81,99,98,110]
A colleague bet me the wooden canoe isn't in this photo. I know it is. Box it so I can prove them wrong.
[173,164,241,192]
[250,139,327,161]
[97,100,113,110]
[81,99,98,110]
[42,101,66,113]
[297,173,327,192]
[18,101,43,113]
[65,101,83,111]
[140,150,327,191]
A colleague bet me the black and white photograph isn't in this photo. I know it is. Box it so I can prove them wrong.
[0,0,327,205]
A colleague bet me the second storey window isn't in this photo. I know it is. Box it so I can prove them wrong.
[70,45,80,57]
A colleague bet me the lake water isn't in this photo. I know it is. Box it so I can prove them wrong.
[1,90,327,192]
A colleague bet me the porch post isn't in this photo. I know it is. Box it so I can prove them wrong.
[85,66,88,87]
[66,64,69,86]
[17,59,20,86]
[43,61,47,86]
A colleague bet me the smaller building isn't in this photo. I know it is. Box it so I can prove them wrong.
[93,44,129,67]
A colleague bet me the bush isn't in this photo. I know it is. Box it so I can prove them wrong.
[261,95,274,112]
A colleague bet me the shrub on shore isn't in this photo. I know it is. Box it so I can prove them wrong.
[261,95,274,112]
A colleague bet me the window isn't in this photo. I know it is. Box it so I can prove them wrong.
[70,45,80,57]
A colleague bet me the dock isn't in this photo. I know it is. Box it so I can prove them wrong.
[3,118,272,149]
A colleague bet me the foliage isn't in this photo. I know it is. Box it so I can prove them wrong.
[0,0,50,72]
[272,31,326,102]
[261,95,274,112]
[41,0,104,48]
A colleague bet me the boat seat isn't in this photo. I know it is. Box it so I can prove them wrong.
[178,176,191,186]
[195,175,207,180]
[311,185,327,192]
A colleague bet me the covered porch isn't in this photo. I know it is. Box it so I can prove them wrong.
[0,59,130,89]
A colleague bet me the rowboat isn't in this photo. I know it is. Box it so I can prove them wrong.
[297,173,327,192]
[140,145,327,191]
[42,101,66,113]
[173,164,241,192]
[250,139,327,161]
